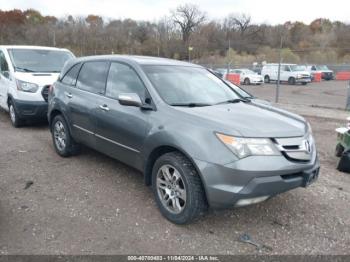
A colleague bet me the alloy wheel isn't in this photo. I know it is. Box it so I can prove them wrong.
[53,121,67,152]
[156,164,187,214]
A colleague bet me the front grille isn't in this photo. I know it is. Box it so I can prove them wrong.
[274,135,314,162]
[41,85,50,102]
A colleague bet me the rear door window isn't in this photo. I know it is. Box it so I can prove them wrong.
[61,63,81,86]
[76,61,110,94]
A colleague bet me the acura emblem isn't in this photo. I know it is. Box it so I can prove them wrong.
[301,139,312,154]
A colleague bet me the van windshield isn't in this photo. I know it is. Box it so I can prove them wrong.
[290,65,306,71]
[143,66,240,106]
[8,49,74,73]
[316,65,329,71]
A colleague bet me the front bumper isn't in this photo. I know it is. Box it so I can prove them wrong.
[296,77,311,83]
[195,154,320,208]
[251,79,264,84]
[12,99,48,120]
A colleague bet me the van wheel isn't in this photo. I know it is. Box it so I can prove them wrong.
[51,115,80,157]
[8,100,23,128]
[264,75,270,83]
[152,152,208,224]
[244,78,250,85]
[288,77,296,85]
[302,82,308,85]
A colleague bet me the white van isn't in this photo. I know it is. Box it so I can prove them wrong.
[261,63,311,85]
[0,46,74,127]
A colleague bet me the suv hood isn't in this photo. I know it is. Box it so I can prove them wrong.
[174,102,306,138]
[14,72,60,87]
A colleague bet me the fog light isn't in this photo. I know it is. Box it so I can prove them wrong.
[235,196,269,207]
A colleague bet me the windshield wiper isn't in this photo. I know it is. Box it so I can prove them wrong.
[170,102,212,107]
[214,98,249,105]
[14,66,36,72]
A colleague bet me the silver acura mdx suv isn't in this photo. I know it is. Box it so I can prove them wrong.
[48,55,320,224]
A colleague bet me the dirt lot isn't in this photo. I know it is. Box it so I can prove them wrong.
[244,80,348,109]
[0,80,350,255]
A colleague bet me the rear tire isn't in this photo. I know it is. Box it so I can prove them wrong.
[288,77,296,85]
[8,100,23,128]
[264,75,270,83]
[51,115,80,157]
[152,152,208,224]
[244,78,250,85]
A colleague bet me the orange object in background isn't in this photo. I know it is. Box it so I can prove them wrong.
[313,72,322,82]
[336,71,350,80]
[226,73,240,85]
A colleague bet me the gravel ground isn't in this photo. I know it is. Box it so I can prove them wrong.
[0,81,350,255]
[243,80,348,110]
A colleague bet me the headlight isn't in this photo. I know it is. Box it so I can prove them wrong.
[216,133,280,159]
[16,79,39,93]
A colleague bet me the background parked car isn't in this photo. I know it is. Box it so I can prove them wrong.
[231,68,264,85]
[261,63,311,85]
[224,80,270,105]
[306,64,334,80]
[0,45,74,127]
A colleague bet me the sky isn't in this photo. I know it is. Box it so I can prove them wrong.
[0,0,349,25]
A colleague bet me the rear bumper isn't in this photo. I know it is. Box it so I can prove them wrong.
[12,99,48,120]
[195,154,320,208]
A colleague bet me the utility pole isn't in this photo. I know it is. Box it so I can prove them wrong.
[52,31,56,47]
[275,34,283,103]
[346,81,350,110]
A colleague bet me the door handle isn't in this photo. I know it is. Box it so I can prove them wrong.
[99,104,110,111]
[65,93,73,98]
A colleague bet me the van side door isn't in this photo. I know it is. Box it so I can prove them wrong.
[281,65,291,81]
[93,62,152,170]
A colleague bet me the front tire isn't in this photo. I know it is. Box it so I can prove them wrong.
[51,115,80,157]
[152,152,207,224]
[8,100,23,128]
[244,78,250,85]
[288,77,296,85]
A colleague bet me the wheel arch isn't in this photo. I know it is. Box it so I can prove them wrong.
[48,108,74,137]
[144,144,209,205]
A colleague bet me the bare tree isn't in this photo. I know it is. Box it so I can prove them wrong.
[171,4,206,43]
[230,13,251,36]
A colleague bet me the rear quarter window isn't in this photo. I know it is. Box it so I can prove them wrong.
[61,63,81,86]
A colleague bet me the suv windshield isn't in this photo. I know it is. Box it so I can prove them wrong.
[316,65,329,70]
[290,65,306,71]
[8,49,73,73]
[143,66,240,106]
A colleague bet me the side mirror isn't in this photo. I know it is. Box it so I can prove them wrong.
[118,93,142,107]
